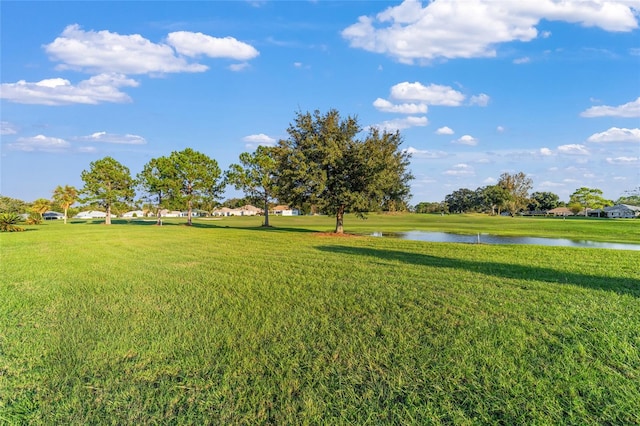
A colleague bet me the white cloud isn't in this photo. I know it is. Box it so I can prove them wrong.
[436,126,454,135]
[483,177,497,184]
[229,63,250,72]
[44,25,258,75]
[469,93,490,106]
[242,133,276,148]
[166,31,259,60]
[373,116,428,131]
[405,147,448,158]
[557,144,590,155]
[1,121,18,135]
[373,98,428,114]
[443,163,474,176]
[0,73,138,105]
[390,82,465,106]
[587,127,640,143]
[342,0,638,63]
[453,135,478,146]
[496,125,505,133]
[6,134,70,152]
[539,147,553,156]
[513,57,531,64]
[606,156,639,165]
[581,97,640,118]
[76,131,147,145]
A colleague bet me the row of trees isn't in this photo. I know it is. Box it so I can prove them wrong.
[58,109,412,233]
[418,180,638,216]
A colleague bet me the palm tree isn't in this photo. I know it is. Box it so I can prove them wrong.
[52,185,78,224]
[31,198,50,220]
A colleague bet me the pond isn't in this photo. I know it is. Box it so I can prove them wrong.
[371,231,640,251]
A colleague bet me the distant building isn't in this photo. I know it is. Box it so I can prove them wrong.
[43,211,64,220]
[603,204,640,219]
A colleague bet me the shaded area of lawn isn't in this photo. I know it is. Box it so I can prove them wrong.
[316,245,640,298]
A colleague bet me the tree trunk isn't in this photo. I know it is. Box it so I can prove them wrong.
[263,196,270,227]
[334,204,345,234]
[106,205,112,225]
[187,199,193,226]
[63,207,68,224]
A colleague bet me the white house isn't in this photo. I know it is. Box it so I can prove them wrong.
[272,205,300,216]
[603,204,640,218]
[43,211,65,220]
[122,210,146,218]
[73,210,115,219]
[212,205,264,217]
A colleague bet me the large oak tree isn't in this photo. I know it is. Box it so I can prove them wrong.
[276,109,412,234]
[81,157,134,225]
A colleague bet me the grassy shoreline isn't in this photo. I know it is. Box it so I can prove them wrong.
[2,215,639,423]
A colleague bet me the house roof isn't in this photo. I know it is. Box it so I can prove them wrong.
[272,205,290,210]
[547,207,573,214]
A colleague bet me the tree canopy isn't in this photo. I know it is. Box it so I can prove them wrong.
[569,187,613,215]
[498,172,533,215]
[52,185,78,224]
[81,157,135,225]
[275,109,412,233]
[226,145,278,227]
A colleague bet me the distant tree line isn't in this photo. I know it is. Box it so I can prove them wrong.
[418,178,636,215]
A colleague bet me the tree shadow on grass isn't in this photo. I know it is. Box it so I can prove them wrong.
[315,245,640,298]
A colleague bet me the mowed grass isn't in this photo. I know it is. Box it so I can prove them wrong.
[1,215,639,424]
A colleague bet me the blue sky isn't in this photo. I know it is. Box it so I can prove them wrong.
[1,0,639,204]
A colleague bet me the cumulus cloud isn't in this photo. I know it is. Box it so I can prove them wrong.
[581,97,640,117]
[342,0,638,63]
[390,82,465,106]
[44,24,258,75]
[373,98,428,114]
[539,147,553,156]
[6,134,70,152]
[443,163,474,176]
[586,127,640,143]
[557,144,590,155]
[75,131,147,145]
[228,63,250,72]
[166,31,259,60]
[436,126,454,135]
[404,147,448,158]
[0,73,138,105]
[242,133,276,148]
[1,121,18,135]
[373,116,428,131]
[453,135,478,146]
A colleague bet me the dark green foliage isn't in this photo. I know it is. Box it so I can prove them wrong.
[0,195,28,214]
[529,191,560,211]
[276,109,412,233]
[0,212,25,231]
[226,146,278,226]
[81,157,135,225]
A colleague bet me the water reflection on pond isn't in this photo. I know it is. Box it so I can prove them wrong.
[371,231,640,251]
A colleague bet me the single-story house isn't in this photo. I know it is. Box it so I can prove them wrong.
[122,210,146,218]
[43,211,65,220]
[212,205,264,217]
[158,209,182,217]
[272,205,300,216]
[73,210,116,219]
[547,207,574,217]
[602,204,640,219]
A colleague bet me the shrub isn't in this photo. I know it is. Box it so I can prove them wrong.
[0,213,25,232]
[25,214,42,225]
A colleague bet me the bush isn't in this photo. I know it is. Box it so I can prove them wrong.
[0,213,25,232]
[25,214,42,225]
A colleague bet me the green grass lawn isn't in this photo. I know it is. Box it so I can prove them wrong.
[1,215,639,424]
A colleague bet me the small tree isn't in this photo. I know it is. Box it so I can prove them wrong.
[168,148,224,226]
[31,198,50,220]
[569,187,613,216]
[81,157,135,225]
[137,156,175,225]
[52,185,78,224]
[226,146,279,227]
[276,109,412,233]
[498,172,532,215]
